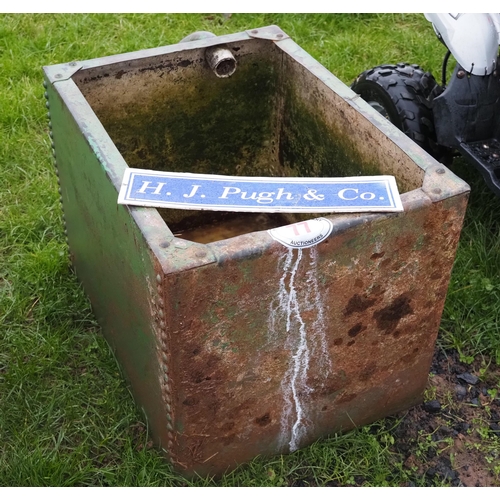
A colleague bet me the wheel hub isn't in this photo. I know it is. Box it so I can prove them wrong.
[367,100,390,119]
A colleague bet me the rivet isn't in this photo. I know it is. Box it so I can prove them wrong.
[44,92,49,99]
[276,33,284,39]
[49,131,53,138]
[195,250,207,258]
[69,61,77,67]
[493,153,499,158]
[157,284,163,295]
[159,320,166,329]
[167,431,174,440]
[158,309,164,319]
[160,241,170,248]
[48,121,52,129]
[432,188,442,195]
[58,187,62,194]
[436,168,445,174]
[163,373,169,383]
[167,423,173,431]
[165,403,171,412]
[51,140,55,148]
[54,73,63,79]
[483,143,490,149]
[59,196,64,204]
[43,80,48,89]
[157,297,164,307]
[161,352,168,363]
[167,439,174,448]
[47,112,51,119]
[156,274,162,284]
[52,150,57,158]
[251,29,258,34]
[166,413,172,422]
[457,70,466,79]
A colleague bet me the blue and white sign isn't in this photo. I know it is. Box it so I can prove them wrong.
[118,168,403,213]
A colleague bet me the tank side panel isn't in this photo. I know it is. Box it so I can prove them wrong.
[277,39,428,193]
[73,39,283,180]
[46,78,173,455]
[166,190,468,477]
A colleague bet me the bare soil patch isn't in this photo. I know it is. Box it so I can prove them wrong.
[389,348,500,486]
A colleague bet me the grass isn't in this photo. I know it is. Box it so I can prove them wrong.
[440,159,500,364]
[1,13,499,486]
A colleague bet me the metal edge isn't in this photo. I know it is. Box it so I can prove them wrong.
[44,30,254,74]
[44,75,218,271]
[150,268,176,463]
[275,37,355,100]
[208,189,426,265]
[421,165,471,201]
[43,61,83,84]
[349,93,448,174]
[246,25,289,41]
[275,36,470,198]
[274,39,431,170]
[47,78,129,189]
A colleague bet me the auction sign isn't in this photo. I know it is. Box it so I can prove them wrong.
[118,168,403,213]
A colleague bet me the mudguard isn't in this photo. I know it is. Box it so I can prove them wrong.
[425,13,500,76]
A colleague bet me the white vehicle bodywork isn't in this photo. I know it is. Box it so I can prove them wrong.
[425,13,500,76]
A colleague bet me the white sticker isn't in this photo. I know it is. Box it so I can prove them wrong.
[268,218,333,249]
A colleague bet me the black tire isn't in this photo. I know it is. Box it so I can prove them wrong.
[351,63,448,160]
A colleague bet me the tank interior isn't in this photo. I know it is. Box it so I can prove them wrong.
[74,37,424,243]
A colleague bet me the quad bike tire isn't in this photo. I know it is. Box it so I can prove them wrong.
[351,63,450,161]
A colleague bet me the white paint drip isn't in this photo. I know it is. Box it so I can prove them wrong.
[268,249,294,341]
[269,247,332,453]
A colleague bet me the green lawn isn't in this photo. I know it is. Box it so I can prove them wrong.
[1,13,499,486]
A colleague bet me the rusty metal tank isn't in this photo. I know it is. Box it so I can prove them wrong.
[43,25,470,477]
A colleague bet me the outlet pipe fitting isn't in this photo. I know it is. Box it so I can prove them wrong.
[179,31,237,78]
[204,46,237,78]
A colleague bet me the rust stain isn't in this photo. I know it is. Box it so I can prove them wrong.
[343,294,377,316]
[255,413,272,426]
[348,323,366,338]
[372,293,414,334]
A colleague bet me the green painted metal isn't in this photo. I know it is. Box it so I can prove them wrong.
[45,78,175,453]
[44,25,470,477]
